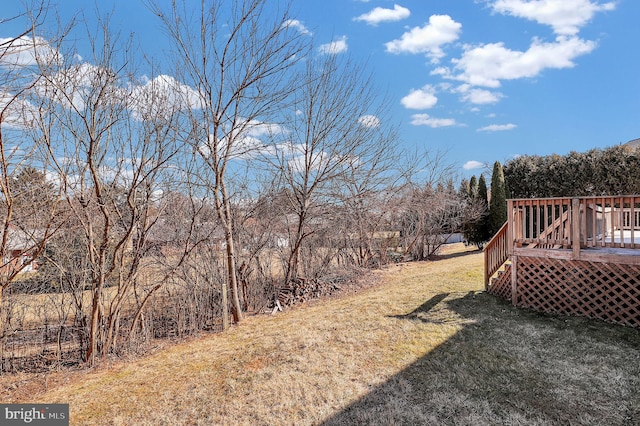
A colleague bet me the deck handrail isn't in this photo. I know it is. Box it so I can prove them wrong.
[533,207,570,248]
[511,197,573,248]
[509,195,640,254]
[483,221,509,289]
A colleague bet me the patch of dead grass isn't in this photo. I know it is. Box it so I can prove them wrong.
[2,244,639,425]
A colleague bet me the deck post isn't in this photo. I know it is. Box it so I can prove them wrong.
[511,254,517,306]
[507,200,513,256]
[484,250,489,290]
[571,198,581,260]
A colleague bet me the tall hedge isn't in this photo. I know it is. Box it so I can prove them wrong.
[503,145,640,198]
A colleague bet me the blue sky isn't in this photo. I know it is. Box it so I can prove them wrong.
[2,0,638,178]
[297,0,639,176]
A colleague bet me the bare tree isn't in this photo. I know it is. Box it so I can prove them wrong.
[152,0,307,327]
[0,3,70,360]
[265,52,399,285]
[399,178,467,260]
[32,11,193,364]
[364,149,465,261]
[330,145,403,268]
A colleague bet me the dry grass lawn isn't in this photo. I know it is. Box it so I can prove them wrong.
[2,244,639,425]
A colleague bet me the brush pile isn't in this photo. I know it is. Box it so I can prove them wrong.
[275,277,343,308]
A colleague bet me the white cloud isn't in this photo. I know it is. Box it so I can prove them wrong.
[34,63,115,111]
[410,113,456,128]
[491,0,616,36]
[230,135,273,158]
[33,64,204,121]
[439,36,596,88]
[271,142,331,174]
[318,36,348,55]
[430,66,449,78]
[385,15,461,62]
[354,4,410,26]
[400,85,438,109]
[465,89,503,104]
[284,19,312,36]
[463,160,486,170]
[0,92,37,128]
[0,36,60,68]
[287,151,331,174]
[200,134,268,160]
[199,119,290,160]
[358,114,380,128]
[243,120,287,137]
[199,119,288,160]
[456,85,503,105]
[130,74,203,120]
[477,123,517,132]
[45,170,63,189]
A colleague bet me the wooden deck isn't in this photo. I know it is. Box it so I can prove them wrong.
[513,245,640,264]
[485,196,640,328]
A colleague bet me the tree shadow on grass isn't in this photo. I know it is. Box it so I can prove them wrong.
[321,291,640,425]
[389,292,450,322]
[428,247,481,261]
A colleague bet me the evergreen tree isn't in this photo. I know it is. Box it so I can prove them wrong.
[477,174,490,243]
[468,175,478,198]
[489,161,508,236]
[458,178,470,200]
[463,174,490,248]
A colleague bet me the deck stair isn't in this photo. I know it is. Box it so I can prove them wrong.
[488,263,511,301]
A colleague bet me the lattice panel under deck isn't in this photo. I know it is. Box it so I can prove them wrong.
[488,263,512,301]
[516,256,640,328]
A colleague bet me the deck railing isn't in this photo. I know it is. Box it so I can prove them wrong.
[579,196,640,249]
[510,197,573,249]
[510,196,640,251]
[483,221,508,289]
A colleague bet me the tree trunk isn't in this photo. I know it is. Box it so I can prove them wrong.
[224,221,243,324]
[0,284,4,367]
[221,186,243,326]
[285,240,301,285]
[221,262,229,330]
[86,282,102,365]
[0,284,4,337]
[285,209,307,285]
